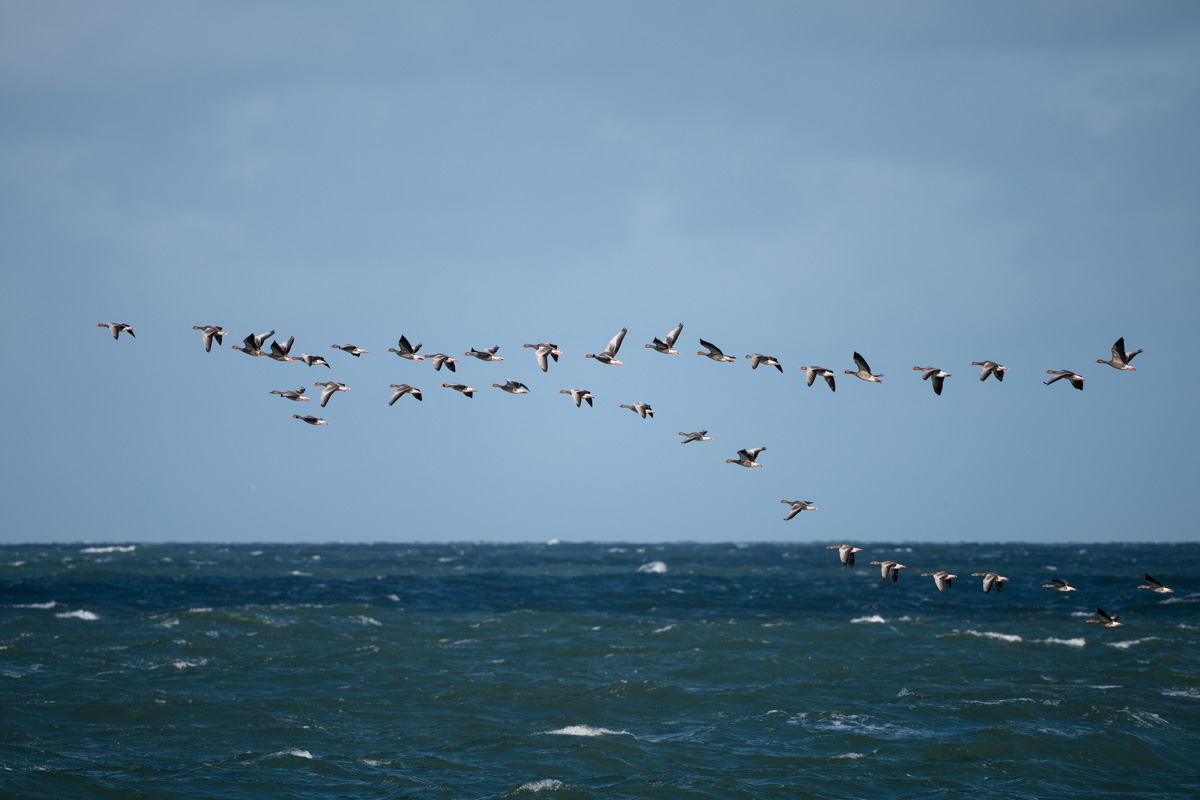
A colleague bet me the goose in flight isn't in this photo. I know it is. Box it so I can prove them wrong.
[230,330,274,356]
[799,366,836,392]
[387,336,424,361]
[1096,337,1142,371]
[442,383,477,398]
[970,361,1007,382]
[559,389,594,408]
[292,414,328,426]
[298,353,331,368]
[912,366,951,395]
[313,381,349,407]
[267,336,297,362]
[971,572,1008,594]
[1086,608,1123,627]
[191,325,226,352]
[1044,369,1085,390]
[522,343,562,372]
[331,344,369,357]
[780,500,817,520]
[492,379,530,394]
[921,571,958,592]
[725,447,766,467]
[870,560,906,583]
[618,402,654,419]
[1137,574,1174,594]
[677,431,712,444]
[269,387,310,402]
[464,346,503,362]
[97,322,135,340]
[697,339,735,363]
[644,323,683,355]
[585,328,627,365]
[745,354,783,372]
[845,352,883,383]
[388,384,422,405]
[1042,578,1077,592]
[427,353,459,372]
[827,544,863,567]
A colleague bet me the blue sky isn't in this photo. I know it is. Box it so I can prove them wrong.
[2,1,1197,544]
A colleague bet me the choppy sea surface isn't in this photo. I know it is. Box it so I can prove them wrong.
[2,541,1199,799]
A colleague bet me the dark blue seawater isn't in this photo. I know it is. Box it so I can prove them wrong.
[2,542,1199,799]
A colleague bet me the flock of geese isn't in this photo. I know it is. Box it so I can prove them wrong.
[97,320,1160,626]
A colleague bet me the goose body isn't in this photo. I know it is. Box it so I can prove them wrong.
[492,379,530,394]
[845,352,883,383]
[644,323,683,355]
[970,572,1008,594]
[970,361,1007,382]
[827,544,864,567]
[697,339,736,363]
[912,366,951,395]
[677,430,712,444]
[585,328,627,365]
[442,383,476,398]
[464,346,503,362]
[270,387,310,402]
[522,343,562,372]
[388,384,422,404]
[1042,578,1077,592]
[313,381,349,407]
[870,560,906,583]
[331,344,369,357]
[1096,337,1142,371]
[192,325,226,352]
[921,571,958,592]
[1044,369,1085,390]
[292,414,328,426]
[427,353,459,372]
[230,330,274,356]
[559,389,594,408]
[299,353,331,368]
[780,500,817,520]
[97,322,135,340]
[618,402,654,419]
[725,447,766,467]
[387,335,424,361]
[268,336,296,362]
[1087,608,1123,627]
[1137,573,1174,593]
[799,366,836,392]
[745,353,783,372]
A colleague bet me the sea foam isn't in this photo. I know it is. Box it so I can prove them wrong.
[55,609,99,620]
[80,545,135,554]
[544,725,628,737]
[637,561,668,574]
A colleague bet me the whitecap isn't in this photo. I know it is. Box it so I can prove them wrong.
[961,629,1023,643]
[157,618,180,629]
[1038,637,1086,648]
[289,571,312,576]
[186,607,213,614]
[1106,637,1157,650]
[543,725,628,737]
[518,779,565,792]
[896,688,913,697]
[637,561,668,574]
[545,539,560,546]
[1161,688,1200,699]
[851,615,886,624]
[80,545,135,554]
[352,616,382,627]
[14,601,56,609]
[5,561,26,567]
[55,609,99,620]
[172,658,207,669]
[832,752,865,759]
[268,749,313,759]
[386,594,400,602]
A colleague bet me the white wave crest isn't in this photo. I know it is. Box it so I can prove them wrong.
[544,725,628,737]
[962,629,1023,643]
[80,545,135,554]
[652,624,675,634]
[268,749,313,759]
[832,752,865,759]
[14,601,56,609]
[518,779,565,792]
[172,658,207,669]
[851,615,886,624]
[1162,688,1200,699]
[352,616,382,627]
[1038,637,1086,648]
[55,609,99,620]
[637,561,668,574]
[1106,637,1157,650]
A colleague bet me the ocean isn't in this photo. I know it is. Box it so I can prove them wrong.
[2,541,1198,799]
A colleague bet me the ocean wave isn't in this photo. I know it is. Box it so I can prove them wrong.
[80,545,135,554]
[13,601,57,609]
[637,561,668,574]
[1037,637,1086,647]
[543,725,629,737]
[1106,637,1157,650]
[831,752,865,759]
[352,615,382,627]
[55,609,99,620]
[651,624,675,634]
[851,615,887,624]
[172,658,208,669]
[960,629,1023,643]
[1161,688,1200,699]
[267,749,313,759]
[517,779,565,792]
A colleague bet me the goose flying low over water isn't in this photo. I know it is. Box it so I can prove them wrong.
[845,352,883,383]
[313,381,349,407]
[427,354,459,372]
[970,361,1008,382]
[725,447,766,467]
[268,336,297,362]
[331,344,369,357]
[1137,574,1174,593]
[745,354,783,372]
[697,339,736,363]
[464,346,503,362]
[387,336,424,361]
[913,366,951,395]
[230,330,274,356]
[559,389,594,408]
[1042,578,1077,591]
[677,431,712,444]
[870,560,906,583]
[1044,369,1085,390]
[442,383,476,398]
[585,328,627,365]
[799,366,836,392]
[292,414,328,426]
[644,323,683,355]
[971,572,1009,593]
[492,379,530,394]
[827,544,864,567]
[97,322,135,340]
[921,571,958,592]
[192,325,226,352]
[1087,608,1124,627]
[1097,337,1142,371]
[780,500,817,520]
[618,402,654,418]
[388,384,422,404]
[270,387,310,402]
[522,343,562,372]
[298,353,331,368]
